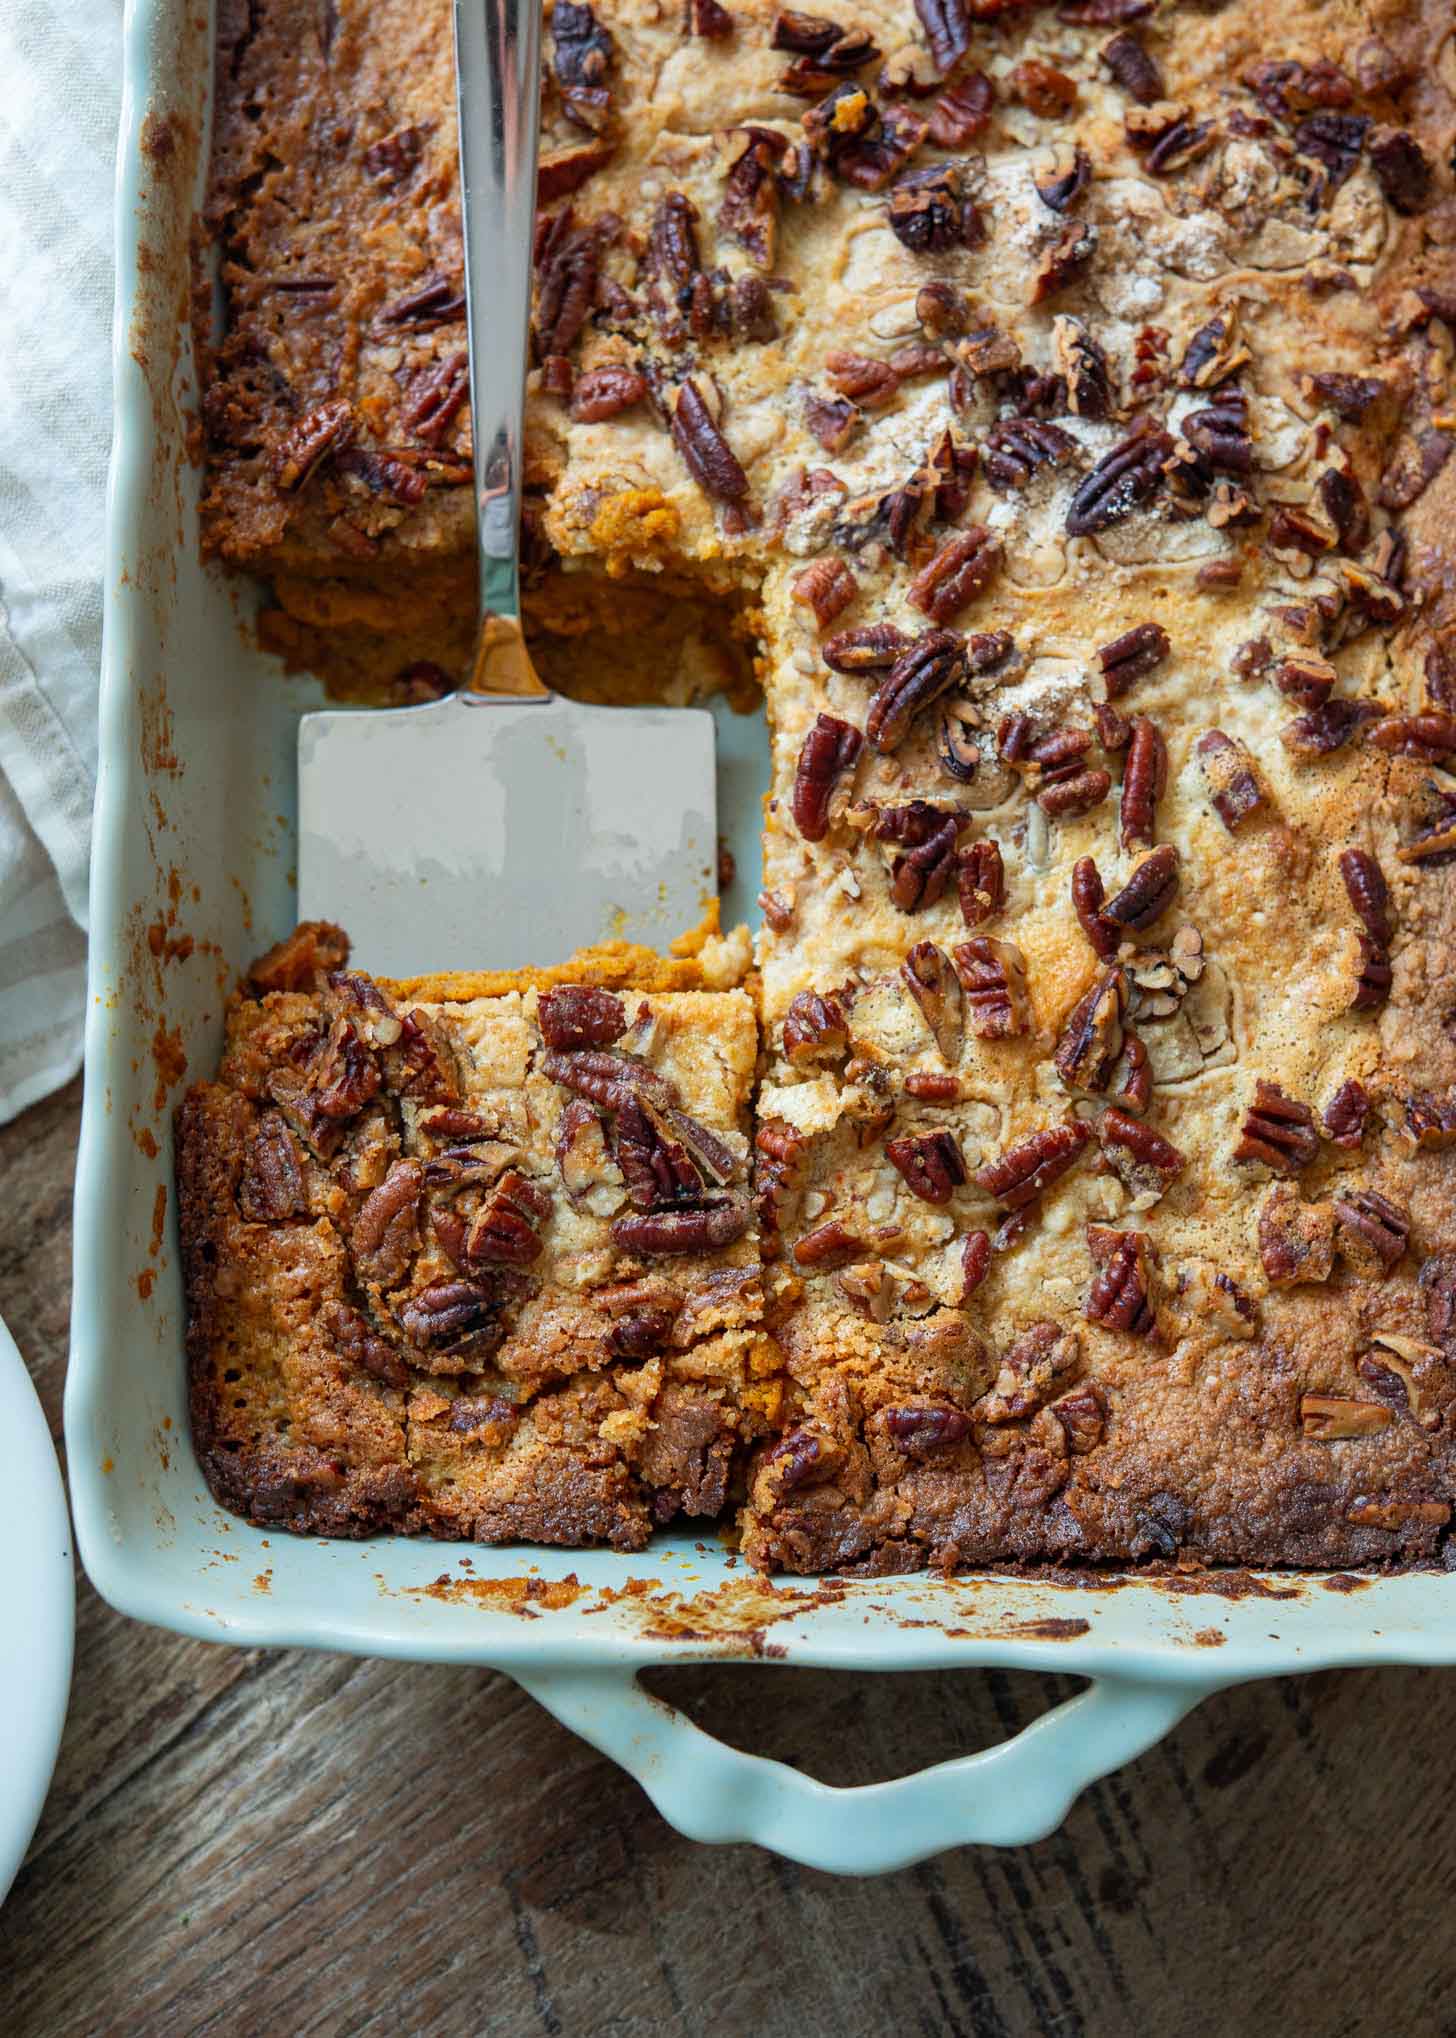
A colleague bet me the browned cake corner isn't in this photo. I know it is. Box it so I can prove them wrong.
[190,0,1456,1571]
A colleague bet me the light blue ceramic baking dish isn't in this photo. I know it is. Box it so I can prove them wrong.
[66,0,1456,1873]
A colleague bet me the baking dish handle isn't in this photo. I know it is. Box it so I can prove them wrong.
[513,1663,1224,1872]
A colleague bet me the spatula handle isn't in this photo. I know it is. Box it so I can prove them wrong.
[454,0,542,658]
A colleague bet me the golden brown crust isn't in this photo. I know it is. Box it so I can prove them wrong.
[194,0,1456,1570]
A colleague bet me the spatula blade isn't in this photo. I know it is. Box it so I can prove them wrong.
[298,695,717,977]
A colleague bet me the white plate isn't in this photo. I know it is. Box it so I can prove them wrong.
[0,1315,73,1903]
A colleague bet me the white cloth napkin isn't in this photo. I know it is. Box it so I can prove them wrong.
[0,0,123,1121]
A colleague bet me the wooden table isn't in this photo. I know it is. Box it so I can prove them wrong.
[0,1079,1450,2037]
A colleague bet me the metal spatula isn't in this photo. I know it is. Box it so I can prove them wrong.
[297,0,716,977]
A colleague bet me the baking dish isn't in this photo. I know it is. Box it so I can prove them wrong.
[67,0,1456,1874]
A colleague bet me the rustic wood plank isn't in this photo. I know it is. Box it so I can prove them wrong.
[0,1080,1453,2037]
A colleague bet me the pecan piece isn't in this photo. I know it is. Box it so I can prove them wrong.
[538,985,626,1052]
[613,1200,749,1256]
[570,366,647,422]
[866,629,967,752]
[1097,622,1168,698]
[1178,313,1250,391]
[927,73,995,148]
[1323,1079,1370,1149]
[1366,712,1456,764]
[1105,844,1179,931]
[1421,1254,1456,1351]
[907,528,1001,624]
[466,1170,552,1267]
[803,394,859,452]
[791,554,857,629]
[1085,1227,1156,1335]
[1119,716,1165,851]
[1039,765,1112,820]
[975,1121,1091,1210]
[1334,1189,1410,1277]
[612,1096,700,1212]
[873,801,963,912]
[792,714,863,842]
[1300,1394,1392,1442]
[1066,425,1172,536]
[1030,222,1098,306]
[1369,129,1431,214]
[957,840,1005,927]
[1145,115,1216,177]
[1235,1081,1319,1174]
[825,350,900,408]
[1101,30,1162,105]
[883,1404,973,1453]
[351,1160,424,1285]
[1053,316,1113,419]
[1195,730,1264,831]
[792,1218,865,1269]
[902,941,964,1064]
[1281,698,1381,761]
[1258,1183,1335,1287]
[983,420,1076,491]
[541,1048,676,1113]
[1051,1382,1107,1454]
[717,125,787,268]
[1098,1106,1185,1195]
[1274,656,1336,709]
[1053,967,1127,1095]
[238,1110,306,1223]
[1307,372,1384,422]
[888,163,974,253]
[538,141,617,203]
[958,1229,992,1298]
[398,1278,518,1358]
[671,381,749,505]
[977,1321,1083,1424]
[952,937,1027,1041]
[1397,1093,1456,1153]
[270,400,356,492]
[1034,144,1091,214]
[1010,58,1077,119]
[822,622,911,673]
[913,0,971,74]
[885,1129,967,1205]
[782,988,853,1069]
[1070,857,1119,961]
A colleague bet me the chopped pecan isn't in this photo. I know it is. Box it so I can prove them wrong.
[791,554,857,629]
[983,419,1077,491]
[1258,1183,1335,1287]
[1030,222,1098,306]
[570,365,647,422]
[866,630,967,752]
[803,393,859,452]
[538,141,617,203]
[873,800,964,911]
[1105,843,1179,930]
[975,1121,1091,1210]
[1051,1381,1107,1454]
[822,621,911,673]
[717,126,787,267]
[782,989,851,1064]
[671,380,749,505]
[398,1277,521,1358]
[613,1199,750,1256]
[906,1071,960,1103]
[690,0,734,35]
[1053,316,1113,419]
[907,528,1001,624]
[378,273,465,329]
[1039,765,1112,820]
[1034,144,1091,213]
[1070,857,1119,961]
[466,1170,552,1267]
[1281,698,1381,760]
[888,163,974,252]
[1195,730,1264,831]
[927,72,995,148]
[270,400,356,491]
[977,1321,1082,1424]
[1369,128,1430,213]
[612,1097,700,1212]
[956,839,1005,926]
[541,1048,676,1113]
[363,124,424,185]
[912,0,971,73]
[1398,1093,1456,1153]
[1053,967,1127,1095]
[1119,716,1166,851]
[1367,712,1456,764]
[351,1160,424,1285]
[555,1096,613,1202]
[1086,1226,1156,1335]
[792,714,863,842]
[1145,114,1216,177]
[1245,57,1353,119]
[937,706,982,785]
[1097,623,1168,700]
[1323,1080,1370,1149]
[826,351,900,408]
[239,1110,305,1223]
[833,104,930,193]
[1101,30,1162,105]
[885,1129,967,1204]
[952,937,1028,1041]
[958,1230,992,1298]
[1094,702,1132,753]
[1177,314,1249,392]
[1274,656,1336,709]
[792,1218,865,1269]
[1379,431,1453,513]
[883,1403,974,1455]
[1334,1189,1410,1277]
[1066,424,1172,537]
[1098,1106,1185,1195]
[538,986,626,1052]
[1235,1081,1320,1174]
[1181,390,1252,475]
[903,941,964,1064]
[1307,372,1384,422]
[1300,1394,1392,1442]
[1009,58,1077,119]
